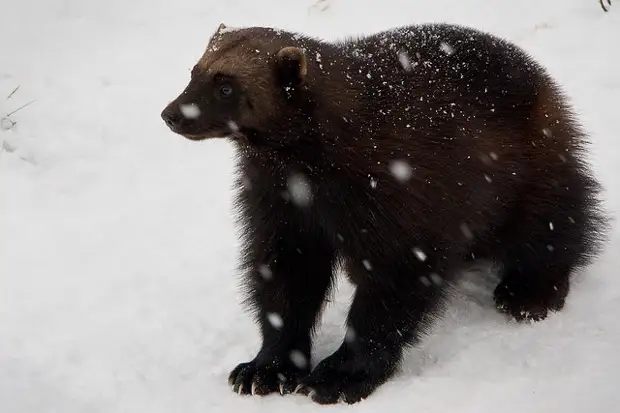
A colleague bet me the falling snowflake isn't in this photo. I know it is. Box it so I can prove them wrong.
[267,312,283,329]
[344,327,356,343]
[542,128,552,138]
[479,153,493,166]
[460,223,474,240]
[287,173,312,207]
[179,103,201,119]
[370,177,378,188]
[430,273,443,285]
[241,174,252,190]
[419,276,432,287]
[257,264,273,280]
[489,152,498,161]
[397,51,412,71]
[439,42,454,55]
[362,260,372,271]
[227,120,239,132]
[549,222,554,231]
[413,248,427,262]
[389,160,413,182]
[289,350,308,369]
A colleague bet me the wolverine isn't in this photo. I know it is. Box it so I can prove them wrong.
[161,22,607,404]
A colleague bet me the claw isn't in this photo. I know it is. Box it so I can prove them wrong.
[237,384,244,395]
[295,384,313,396]
[308,389,317,401]
[279,382,285,395]
[251,380,258,396]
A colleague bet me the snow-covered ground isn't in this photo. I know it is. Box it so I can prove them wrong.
[1,0,619,412]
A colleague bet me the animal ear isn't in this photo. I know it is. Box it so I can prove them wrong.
[275,47,307,87]
[217,23,226,32]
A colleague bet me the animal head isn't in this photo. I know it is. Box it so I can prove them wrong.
[161,23,309,141]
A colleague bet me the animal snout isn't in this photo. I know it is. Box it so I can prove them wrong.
[161,105,183,131]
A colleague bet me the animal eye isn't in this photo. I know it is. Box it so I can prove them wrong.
[219,83,234,97]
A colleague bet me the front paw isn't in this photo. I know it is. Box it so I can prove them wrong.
[296,347,394,404]
[228,352,309,396]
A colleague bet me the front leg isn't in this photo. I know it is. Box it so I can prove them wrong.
[298,257,448,404]
[229,224,336,396]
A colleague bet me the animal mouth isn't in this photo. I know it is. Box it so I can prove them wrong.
[180,128,232,141]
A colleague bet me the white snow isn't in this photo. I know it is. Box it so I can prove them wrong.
[1,0,619,412]
[219,25,244,34]
[0,117,15,131]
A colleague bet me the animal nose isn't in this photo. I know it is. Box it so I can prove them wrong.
[161,106,182,131]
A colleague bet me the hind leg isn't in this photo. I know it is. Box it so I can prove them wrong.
[494,258,570,322]
[493,201,593,322]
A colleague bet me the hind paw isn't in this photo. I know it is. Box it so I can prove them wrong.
[494,280,568,322]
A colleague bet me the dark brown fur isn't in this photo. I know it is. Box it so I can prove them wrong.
[161,22,608,404]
